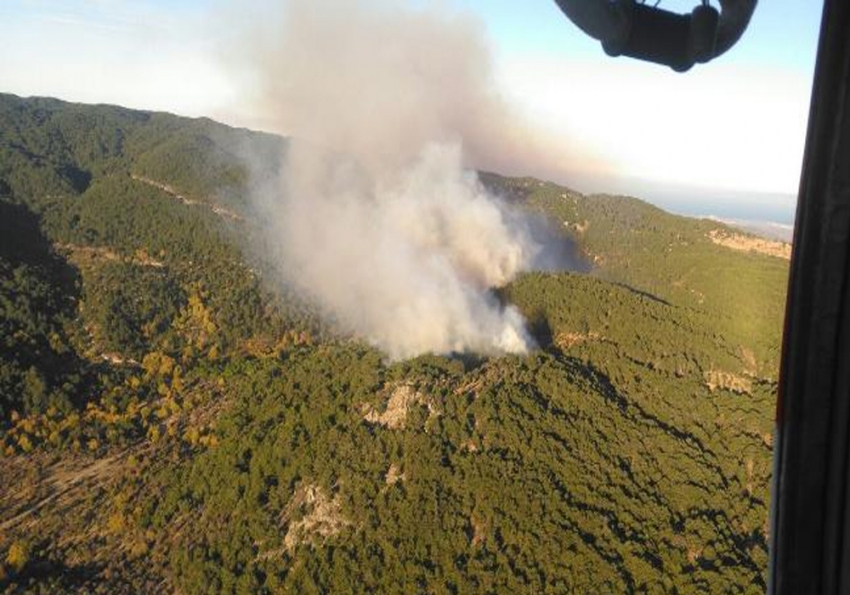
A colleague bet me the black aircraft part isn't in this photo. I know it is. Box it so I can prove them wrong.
[552,0,756,71]
[770,0,850,593]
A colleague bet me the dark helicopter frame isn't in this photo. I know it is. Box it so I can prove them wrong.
[769,0,850,592]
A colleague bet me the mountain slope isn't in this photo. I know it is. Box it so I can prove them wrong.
[0,94,786,594]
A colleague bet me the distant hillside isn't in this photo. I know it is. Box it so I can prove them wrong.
[707,217,795,243]
[0,94,786,594]
[482,173,789,376]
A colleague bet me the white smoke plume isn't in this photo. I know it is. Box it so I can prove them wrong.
[232,0,572,359]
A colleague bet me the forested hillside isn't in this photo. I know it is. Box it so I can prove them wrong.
[0,94,789,594]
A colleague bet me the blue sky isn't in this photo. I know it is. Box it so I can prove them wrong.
[455,0,822,222]
[0,0,823,223]
[456,0,819,73]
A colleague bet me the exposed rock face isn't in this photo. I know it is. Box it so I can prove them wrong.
[707,229,791,260]
[704,369,753,395]
[564,219,589,235]
[362,384,437,430]
[280,483,350,551]
[470,516,487,547]
[385,463,405,486]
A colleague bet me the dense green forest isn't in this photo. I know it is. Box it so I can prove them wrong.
[0,94,789,594]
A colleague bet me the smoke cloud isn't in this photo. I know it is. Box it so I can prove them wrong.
[232,0,576,359]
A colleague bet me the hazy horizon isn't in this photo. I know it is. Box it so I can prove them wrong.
[0,0,821,225]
